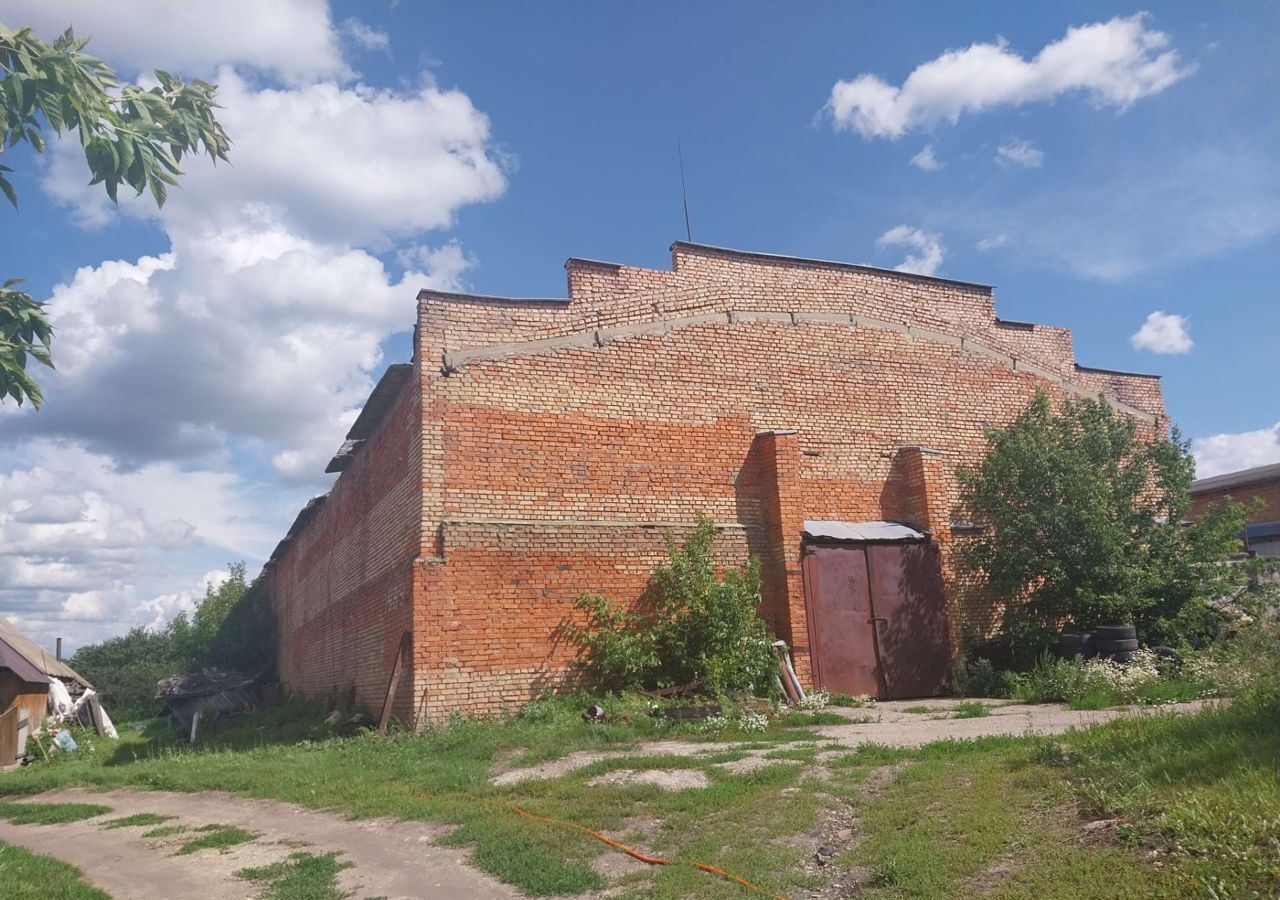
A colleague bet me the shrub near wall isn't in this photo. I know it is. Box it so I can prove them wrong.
[571,517,777,697]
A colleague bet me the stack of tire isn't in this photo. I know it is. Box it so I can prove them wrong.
[1058,624,1139,663]
[1092,624,1139,663]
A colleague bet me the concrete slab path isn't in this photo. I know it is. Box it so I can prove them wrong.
[490,699,1216,784]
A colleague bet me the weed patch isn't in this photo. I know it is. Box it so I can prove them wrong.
[0,802,110,825]
[100,812,173,829]
[175,824,258,855]
[237,851,351,900]
[953,701,991,719]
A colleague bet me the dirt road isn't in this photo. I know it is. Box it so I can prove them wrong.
[0,788,521,900]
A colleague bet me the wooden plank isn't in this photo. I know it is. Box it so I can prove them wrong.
[378,632,412,735]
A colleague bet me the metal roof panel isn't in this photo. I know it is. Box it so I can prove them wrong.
[802,520,927,542]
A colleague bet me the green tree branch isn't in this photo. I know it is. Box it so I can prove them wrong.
[0,21,230,407]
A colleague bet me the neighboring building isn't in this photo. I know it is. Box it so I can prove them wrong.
[0,616,90,766]
[1190,462,1280,559]
[264,242,1167,724]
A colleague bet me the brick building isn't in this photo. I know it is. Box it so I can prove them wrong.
[1190,462,1280,559]
[263,242,1167,724]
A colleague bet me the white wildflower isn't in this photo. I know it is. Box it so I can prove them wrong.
[798,690,830,711]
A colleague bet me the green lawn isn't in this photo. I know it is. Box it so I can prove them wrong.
[0,690,1274,898]
[0,842,110,899]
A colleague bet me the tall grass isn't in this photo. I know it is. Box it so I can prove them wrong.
[1050,625,1280,896]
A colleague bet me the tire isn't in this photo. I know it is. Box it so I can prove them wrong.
[1094,624,1137,642]
[1058,633,1090,658]
[1110,650,1139,664]
[1095,638,1139,654]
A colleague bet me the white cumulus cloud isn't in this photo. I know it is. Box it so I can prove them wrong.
[976,234,1010,251]
[1192,423,1280,479]
[910,144,943,171]
[1130,311,1192,354]
[876,225,946,276]
[0,5,509,647]
[3,0,348,84]
[826,14,1193,139]
[996,138,1044,168]
[42,68,507,246]
[0,440,290,652]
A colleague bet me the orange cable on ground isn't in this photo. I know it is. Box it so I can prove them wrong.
[507,802,787,899]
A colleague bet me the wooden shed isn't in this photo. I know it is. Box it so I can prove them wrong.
[0,616,93,768]
[0,642,49,768]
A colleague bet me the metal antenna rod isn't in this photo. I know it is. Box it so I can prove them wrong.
[678,141,692,242]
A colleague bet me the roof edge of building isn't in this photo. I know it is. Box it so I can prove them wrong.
[669,241,996,292]
[417,241,997,307]
[417,288,569,306]
[1074,363,1161,380]
[1192,461,1280,493]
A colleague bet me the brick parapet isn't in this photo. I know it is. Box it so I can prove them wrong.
[431,307,1159,427]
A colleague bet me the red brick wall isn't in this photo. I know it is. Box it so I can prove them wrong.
[266,365,421,719]
[1191,475,1280,525]
[403,244,1168,720]
[410,522,754,719]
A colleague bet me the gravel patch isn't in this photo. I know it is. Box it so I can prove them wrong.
[585,769,710,791]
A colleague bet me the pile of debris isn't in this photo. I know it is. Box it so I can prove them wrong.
[156,668,257,742]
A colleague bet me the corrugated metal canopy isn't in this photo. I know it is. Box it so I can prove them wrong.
[803,520,927,543]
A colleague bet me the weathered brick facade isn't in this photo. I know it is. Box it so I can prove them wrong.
[1191,466,1280,525]
[1190,463,1280,559]
[265,242,1168,724]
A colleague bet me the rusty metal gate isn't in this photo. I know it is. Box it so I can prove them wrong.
[801,535,950,699]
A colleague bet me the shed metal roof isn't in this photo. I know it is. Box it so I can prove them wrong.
[0,638,50,685]
[802,520,927,543]
[0,616,89,686]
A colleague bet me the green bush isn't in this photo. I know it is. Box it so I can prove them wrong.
[951,654,1020,699]
[570,516,777,697]
[956,392,1247,662]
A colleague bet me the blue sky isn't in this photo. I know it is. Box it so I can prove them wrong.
[1,1,1277,650]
